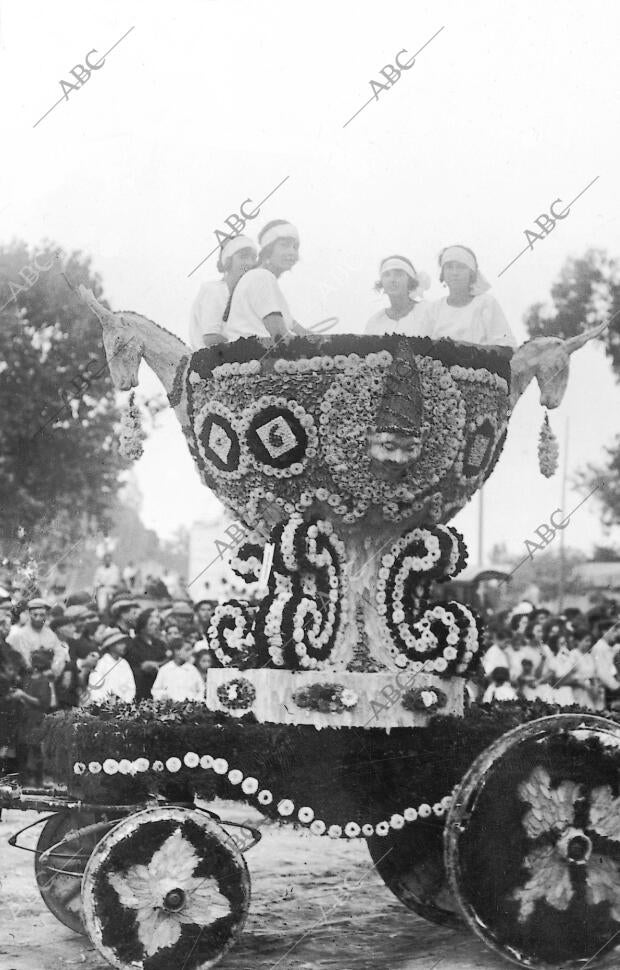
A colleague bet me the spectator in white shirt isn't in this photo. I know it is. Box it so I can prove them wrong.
[151,641,204,703]
[189,234,258,350]
[8,598,63,672]
[224,220,308,343]
[482,667,517,703]
[591,624,620,704]
[93,553,121,615]
[86,631,136,705]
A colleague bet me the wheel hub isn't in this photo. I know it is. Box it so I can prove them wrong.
[163,888,186,912]
[557,827,592,865]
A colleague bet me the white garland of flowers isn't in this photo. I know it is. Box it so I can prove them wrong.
[73,752,453,838]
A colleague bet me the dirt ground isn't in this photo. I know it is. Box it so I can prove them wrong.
[1,802,618,970]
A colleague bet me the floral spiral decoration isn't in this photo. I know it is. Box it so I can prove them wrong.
[230,531,267,585]
[377,525,480,676]
[253,515,347,670]
[207,599,266,668]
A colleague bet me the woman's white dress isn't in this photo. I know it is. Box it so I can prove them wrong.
[418,293,516,347]
[86,653,136,705]
[365,302,428,336]
[189,279,229,349]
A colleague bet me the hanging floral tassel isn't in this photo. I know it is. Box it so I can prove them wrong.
[538,411,559,478]
[118,391,145,460]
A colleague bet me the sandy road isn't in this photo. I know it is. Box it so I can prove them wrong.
[1,805,618,970]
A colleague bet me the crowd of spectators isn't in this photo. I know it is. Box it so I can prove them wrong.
[475,604,620,709]
[0,578,217,784]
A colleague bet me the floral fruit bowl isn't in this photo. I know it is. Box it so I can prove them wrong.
[186,334,511,534]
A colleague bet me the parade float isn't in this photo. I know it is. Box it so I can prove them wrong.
[2,288,618,970]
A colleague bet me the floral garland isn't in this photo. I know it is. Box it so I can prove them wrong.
[73,750,453,839]
[401,686,447,714]
[377,525,480,675]
[118,390,146,460]
[538,411,559,478]
[292,682,358,714]
[216,677,256,711]
[207,600,265,668]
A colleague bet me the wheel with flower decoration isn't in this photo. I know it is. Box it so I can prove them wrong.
[35,809,122,935]
[444,714,620,969]
[81,805,250,970]
[367,819,462,928]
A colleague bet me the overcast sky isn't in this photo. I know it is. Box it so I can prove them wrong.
[2,0,620,562]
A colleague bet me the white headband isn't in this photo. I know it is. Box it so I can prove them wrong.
[380,257,418,280]
[220,234,257,263]
[380,257,430,295]
[440,245,490,296]
[259,222,299,249]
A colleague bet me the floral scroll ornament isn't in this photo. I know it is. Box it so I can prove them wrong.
[107,827,231,957]
[512,765,620,922]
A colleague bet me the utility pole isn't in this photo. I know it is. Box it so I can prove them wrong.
[558,418,569,611]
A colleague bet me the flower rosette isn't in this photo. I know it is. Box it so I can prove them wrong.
[230,532,266,585]
[293,682,359,713]
[401,686,448,714]
[216,677,257,711]
[207,599,265,668]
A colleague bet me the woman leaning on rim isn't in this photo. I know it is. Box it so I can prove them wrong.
[189,234,258,350]
[225,219,309,342]
[364,255,430,336]
[420,244,516,348]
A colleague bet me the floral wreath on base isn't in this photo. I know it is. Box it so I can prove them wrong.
[292,682,358,714]
[401,686,448,714]
[216,678,256,711]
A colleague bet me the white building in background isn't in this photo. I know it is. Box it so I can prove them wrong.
[187,515,257,603]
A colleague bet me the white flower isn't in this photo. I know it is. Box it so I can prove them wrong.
[258,789,273,805]
[152,760,164,772]
[228,769,243,785]
[213,758,228,775]
[361,823,374,837]
[108,828,231,957]
[421,690,437,708]
[418,804,432,818]
[88,761,102,774]
[404,807,418,822]
[327,824,342,839]
[118,759,133,775]
[184,752,200,769]
[298,807,314,824]
[103,759,119,775]
[340,689,358,708]
[390,814,405,830]
[310,819,326,835]
[432,803,446,817]
[134,758,149,773]
[278,799,295,817]
[200,755,214,770]
[73,762,86,775]
[241,776,258,795]
[166,757,182,774]
[433,657,448,673]
[344,822,361,838]
[375,821,390,837]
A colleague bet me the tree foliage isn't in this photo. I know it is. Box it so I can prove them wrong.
[0,240,128,562]
[524,248,620,525]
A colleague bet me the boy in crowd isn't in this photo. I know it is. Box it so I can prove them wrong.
[151,640,204,702]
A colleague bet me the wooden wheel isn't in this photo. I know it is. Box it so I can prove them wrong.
[367,815,461,928]
[35,810,107,934]
[445,714,620,969]
[82,805,250,970]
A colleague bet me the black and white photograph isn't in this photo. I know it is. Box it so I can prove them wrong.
[1,3,620,968]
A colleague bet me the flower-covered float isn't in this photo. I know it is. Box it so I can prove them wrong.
[2,288,616,970]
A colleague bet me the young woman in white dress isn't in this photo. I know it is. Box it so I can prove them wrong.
[189,234,258,349]
[365,255,429,336]
[420,244,516,348]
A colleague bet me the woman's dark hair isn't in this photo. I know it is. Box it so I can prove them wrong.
[374,255,419,295]
[135,608,156,637]
[438,243,477,283]
[546,632,568,655]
